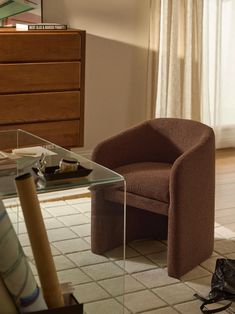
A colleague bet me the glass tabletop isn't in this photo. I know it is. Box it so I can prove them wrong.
[0,129,124,198]
[0,130,126,313]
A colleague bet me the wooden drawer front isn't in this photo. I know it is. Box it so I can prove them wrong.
[0,120,80,148]
[0,91,80,124]
[0,33,81,62]
[0,62,80,94]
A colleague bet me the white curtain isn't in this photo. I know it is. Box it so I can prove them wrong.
[148,0,235,148]
[202,0,235,148]
[147,0,202,120]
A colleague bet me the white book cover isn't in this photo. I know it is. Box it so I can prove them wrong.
[16,22,67,30]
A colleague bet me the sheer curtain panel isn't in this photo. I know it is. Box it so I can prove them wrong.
[147,0,203,120]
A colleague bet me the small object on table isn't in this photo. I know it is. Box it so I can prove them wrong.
[12,146,57,157]
[38,153,47,173]
[32,156,92,184]
[0,158,16,171]
[0,150,8,160]
[59,157,80,173]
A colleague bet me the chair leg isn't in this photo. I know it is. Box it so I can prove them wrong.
[91,188,168,254]
[91,191,125,254]
[167,208,214,278]
[125,205,168,241]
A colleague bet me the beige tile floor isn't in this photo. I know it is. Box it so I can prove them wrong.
[5,149,235,314]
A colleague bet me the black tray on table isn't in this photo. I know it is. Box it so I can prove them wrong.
[32,165,92,182]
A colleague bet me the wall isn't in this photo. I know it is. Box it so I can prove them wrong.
[43,0,150,153]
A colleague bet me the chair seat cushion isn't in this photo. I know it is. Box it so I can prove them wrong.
[115,162,172,203]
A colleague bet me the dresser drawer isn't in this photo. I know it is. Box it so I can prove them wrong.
[0,120,81,148]
[0,32,82,62]
[0,28,85,148]
[0,91,80,124]
[0,62,80,94]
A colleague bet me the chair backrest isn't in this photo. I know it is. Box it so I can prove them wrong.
[92,118,214,168]
[144,118,214,163]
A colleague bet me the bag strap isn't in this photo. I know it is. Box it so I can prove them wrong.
[194,293,233,313]
[200,299,232,313]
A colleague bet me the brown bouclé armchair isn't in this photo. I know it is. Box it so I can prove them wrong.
[91,118,215,278]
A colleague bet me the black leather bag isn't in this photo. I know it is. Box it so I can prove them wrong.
[195,258,235,313]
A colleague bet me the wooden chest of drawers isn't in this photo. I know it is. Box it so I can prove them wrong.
[0,28,85,148]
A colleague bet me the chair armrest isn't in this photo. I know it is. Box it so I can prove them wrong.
[170,130,215,207]
[169,129,215,247]
[167,128,215,277]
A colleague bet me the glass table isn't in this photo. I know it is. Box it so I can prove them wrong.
[0,129,126,314]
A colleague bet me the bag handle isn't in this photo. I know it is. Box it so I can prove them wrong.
[200,300,232,313]
[194,293,232,313]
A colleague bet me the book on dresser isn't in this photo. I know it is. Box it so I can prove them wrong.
[16,23,68,31]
